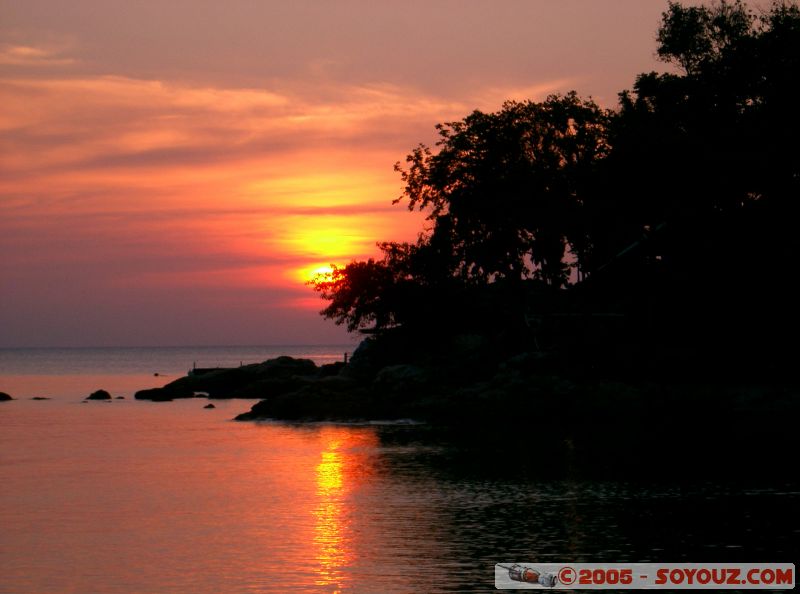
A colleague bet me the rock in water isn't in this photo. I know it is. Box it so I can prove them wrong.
[134,387,192,401]
[0,392,13,401]
[145,356,320,399]
[204,403,216,409]
[254,356,319,378]
[86,389,112,400]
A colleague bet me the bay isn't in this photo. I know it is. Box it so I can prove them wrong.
[0,347,797,593]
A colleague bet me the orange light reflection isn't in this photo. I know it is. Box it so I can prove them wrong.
[312,428,377,592]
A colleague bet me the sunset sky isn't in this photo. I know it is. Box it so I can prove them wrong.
[0,0,734,347]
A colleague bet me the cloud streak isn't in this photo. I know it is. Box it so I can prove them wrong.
[0,44,75,67]
[5,0,637,347]
[3,69,573,345]
[0,72,571,293]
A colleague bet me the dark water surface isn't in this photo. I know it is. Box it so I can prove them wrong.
[1,348,797,593]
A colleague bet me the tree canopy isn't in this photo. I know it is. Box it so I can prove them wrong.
[310,0,800,371]
[395,93,612,287]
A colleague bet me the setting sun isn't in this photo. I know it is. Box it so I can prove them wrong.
[296,263,339,284]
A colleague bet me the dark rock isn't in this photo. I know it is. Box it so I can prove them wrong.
[254,356,318,378]
[131,356,322,403]
[31,397,51,400]
[85,389,112,400]
[134,386,194,401]
[161,369,251,399]
[373,364,429,392]
[157,356,319,399]
[0,392,13,401]
[318,361,346,377]
[450,333,488,356]
[234,386,362,421]
[116,396,125,399]
[235,376,383,422]
[204,403,216,409]
[500,351,551,374]
[341,333,416,380]
[227,376,313,399]
[340,337,383,379]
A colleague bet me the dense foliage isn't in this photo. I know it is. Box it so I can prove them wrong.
[311,1,799,374]
[395,93,612,287]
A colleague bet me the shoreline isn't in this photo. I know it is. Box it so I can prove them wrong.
[128,348,800,441]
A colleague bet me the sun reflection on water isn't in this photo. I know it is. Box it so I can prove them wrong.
[312,429,376,592]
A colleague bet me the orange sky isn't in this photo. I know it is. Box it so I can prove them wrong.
[1,0,750,346]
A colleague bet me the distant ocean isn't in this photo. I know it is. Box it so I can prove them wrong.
[0,345,354,399]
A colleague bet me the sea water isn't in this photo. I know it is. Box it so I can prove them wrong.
[1,347,798,593]
[0,345,354,400]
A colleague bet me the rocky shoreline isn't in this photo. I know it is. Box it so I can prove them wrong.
[130,338,800,434]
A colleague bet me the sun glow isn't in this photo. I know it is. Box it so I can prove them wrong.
[0,71,430,342]
[296,263,339,284]
[277,216,371,257]
[275,216,377,284]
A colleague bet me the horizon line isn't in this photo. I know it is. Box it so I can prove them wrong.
[0,342,359,350]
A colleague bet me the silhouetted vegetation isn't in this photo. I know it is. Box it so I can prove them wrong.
[312,1,800,381]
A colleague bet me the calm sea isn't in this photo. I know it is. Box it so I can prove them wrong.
[1,347,797,593]
[0,345,354,400]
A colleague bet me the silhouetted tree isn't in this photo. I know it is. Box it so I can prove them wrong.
[395,93,612,287]
[657,0,753,75]
[311,1,800,374]
[614,0,799,227]
[601,0,800,372]
[309,239,440,332]
[310,259,399,332]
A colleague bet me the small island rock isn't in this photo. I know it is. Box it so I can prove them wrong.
[134,387,189,401]
[204,403,216,409]
[86,389,112,400]
[0,392,13,401]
